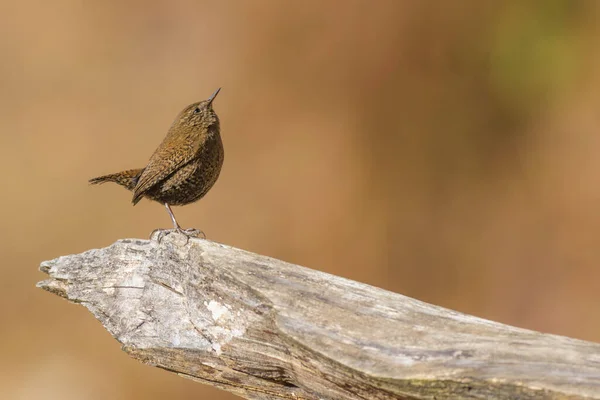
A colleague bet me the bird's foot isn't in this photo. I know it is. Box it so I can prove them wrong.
[150,227,206,243]
[176,227,206,239]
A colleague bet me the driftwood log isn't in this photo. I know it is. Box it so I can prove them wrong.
[37,233,600,400]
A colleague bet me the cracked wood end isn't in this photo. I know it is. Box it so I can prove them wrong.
[37,233,600,400]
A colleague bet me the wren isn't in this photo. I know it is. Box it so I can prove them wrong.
[89,88,224,239]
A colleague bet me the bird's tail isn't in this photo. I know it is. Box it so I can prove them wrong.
[89,168,144,192]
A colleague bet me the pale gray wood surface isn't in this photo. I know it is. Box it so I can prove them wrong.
[37,233,600,399]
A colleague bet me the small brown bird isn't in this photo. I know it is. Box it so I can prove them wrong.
[89,88,224,238]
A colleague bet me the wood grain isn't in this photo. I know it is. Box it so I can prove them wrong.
[37,233,600,399]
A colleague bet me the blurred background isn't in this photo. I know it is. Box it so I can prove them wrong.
[1,0,600,398]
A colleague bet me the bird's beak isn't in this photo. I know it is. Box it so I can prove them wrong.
[207,87,221,106]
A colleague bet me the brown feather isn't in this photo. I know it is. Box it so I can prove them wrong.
[90,88,223,230]
[89,168,144,191]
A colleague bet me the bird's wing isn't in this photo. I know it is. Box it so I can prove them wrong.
[131,135,199,205]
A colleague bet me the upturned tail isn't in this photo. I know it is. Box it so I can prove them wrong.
[89,168,144,192]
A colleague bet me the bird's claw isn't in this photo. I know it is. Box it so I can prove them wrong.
[177,227,206,239]
[150,227,206,243]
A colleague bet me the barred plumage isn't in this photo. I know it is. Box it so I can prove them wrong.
[89,88,223,236]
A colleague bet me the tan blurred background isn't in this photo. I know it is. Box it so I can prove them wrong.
[1,0,600,398]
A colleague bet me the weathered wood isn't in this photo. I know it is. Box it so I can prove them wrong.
[37,233,600,400]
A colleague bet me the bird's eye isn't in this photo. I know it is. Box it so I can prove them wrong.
[194,107,200,114]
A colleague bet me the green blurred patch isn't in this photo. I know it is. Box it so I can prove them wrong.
[488,0,583,113]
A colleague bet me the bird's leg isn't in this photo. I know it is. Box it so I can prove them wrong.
[150,203,205,242]
[165,203,180,230]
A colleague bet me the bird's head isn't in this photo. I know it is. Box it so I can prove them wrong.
[172,88,221,133]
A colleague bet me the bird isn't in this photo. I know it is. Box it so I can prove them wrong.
[89,88,224,239]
